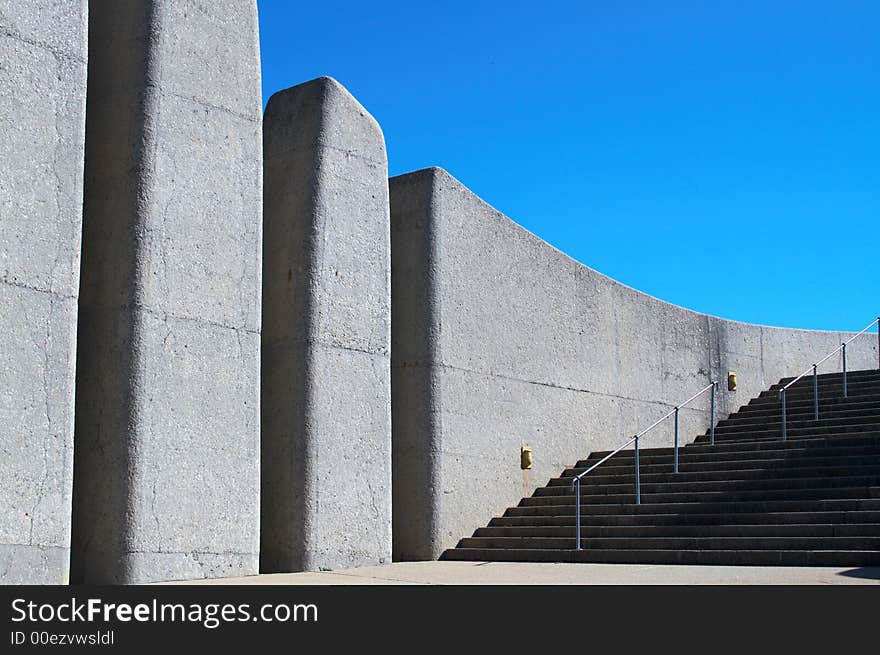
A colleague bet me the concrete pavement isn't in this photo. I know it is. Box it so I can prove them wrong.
[159,560,880,585]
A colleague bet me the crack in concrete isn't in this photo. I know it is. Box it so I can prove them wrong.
[0,276,77,300]
[150,477,162,552]
[166,90,260,124]
[31,294,53,546]
[397,359,713,412]
[266,334,388,357]
[267,141,385,167]
[316,570,424,584]
[76,301,259,335]
[0,27,86,64]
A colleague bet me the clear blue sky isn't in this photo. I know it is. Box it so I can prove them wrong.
[257,1,878,333]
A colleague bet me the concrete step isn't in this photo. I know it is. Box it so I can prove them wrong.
[578,446,880,470]
[472,524,880,538]
[778,370,880,385]
[765,376,880,391]
[730,400,880,425]
[716,419,880,446]
[519,485,880,506]
[563,453,880,477]
[551,463,880,486]
[770,374,880,387]
[740,393,880,412]
[456,535,880,550]
[581,435,880,463]
[535,474,880,497]
[690,433,880,448]
[718,404,880,426]
[439,548,880,566]
[690,436,880,450]
[713,414,880,434]
[750,388,880,405]
[719,410,880,433]
[709,425,880,442]
[507,497,880,516]
[489,510,880,527]
[766,384,880,398]
[690,433,880,449]
[747,398,880,416]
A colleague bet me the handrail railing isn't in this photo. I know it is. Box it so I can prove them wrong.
[570,381,717,550]
[778,317,880,440]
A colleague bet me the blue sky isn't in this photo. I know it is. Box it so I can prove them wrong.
[257,1,879,334]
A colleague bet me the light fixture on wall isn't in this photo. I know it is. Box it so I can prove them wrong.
[520,446,533,470]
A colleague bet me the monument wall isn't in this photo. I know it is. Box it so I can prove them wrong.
[390,167,878,560]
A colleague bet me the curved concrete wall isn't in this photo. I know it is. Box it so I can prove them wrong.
[0,0,87,584]
[390,167,878,560]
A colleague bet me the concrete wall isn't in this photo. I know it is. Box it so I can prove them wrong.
[390,167,879,560]
[261,77,392,572]
[0,0,87,584]
[71,0,263,583]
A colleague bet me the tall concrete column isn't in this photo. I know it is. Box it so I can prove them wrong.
[261,77,392,572]
[72,0,262,584]
[0,0,87,584]
[388,170,442,562]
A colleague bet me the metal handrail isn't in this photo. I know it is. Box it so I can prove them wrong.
[570,381,718,550]
[778,317,880,440]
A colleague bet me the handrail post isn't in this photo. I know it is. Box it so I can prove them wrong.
[842,342,847,398]
[574,477,581,550]
[780,388,787,441]
[877,317,880,370]
[812,364,819,421]
[673,407,679,474]
[634,435,641,505]
[710,381,716,446]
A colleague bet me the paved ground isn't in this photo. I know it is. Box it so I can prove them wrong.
[160,561,880,585]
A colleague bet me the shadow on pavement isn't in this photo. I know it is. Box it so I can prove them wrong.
[836,567,880,581]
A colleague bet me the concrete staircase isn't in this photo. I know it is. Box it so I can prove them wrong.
[441,369,880,565]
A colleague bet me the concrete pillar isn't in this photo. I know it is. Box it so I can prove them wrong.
[71,0,262,583]
[388,170,442,562]
[261,77,392,572]
[0,0,87,584]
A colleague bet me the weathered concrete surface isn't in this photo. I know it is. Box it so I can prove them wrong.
[161,561,880,586]
[261,77,391,573]
[71,0,262,584]
[390,167,878,561]
[0,0,87,584]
